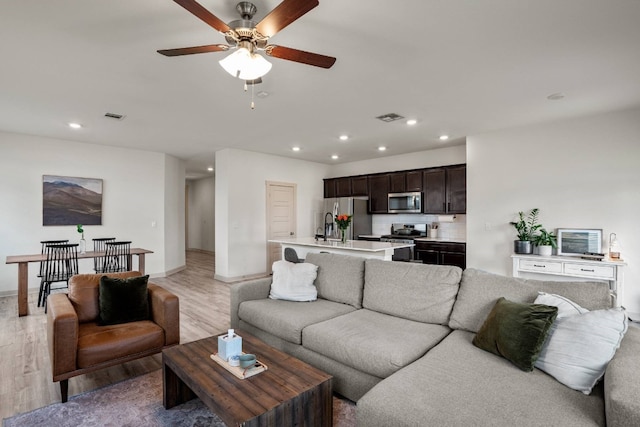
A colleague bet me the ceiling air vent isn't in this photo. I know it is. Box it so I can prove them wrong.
[104,112,125,120]
[376,113,404,123]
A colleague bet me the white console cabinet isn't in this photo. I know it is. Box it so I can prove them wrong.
[511,254,626,306]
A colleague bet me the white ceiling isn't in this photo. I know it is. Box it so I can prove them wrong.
[2,1,640,179]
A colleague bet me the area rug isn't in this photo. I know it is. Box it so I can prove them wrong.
[3,370,356,427]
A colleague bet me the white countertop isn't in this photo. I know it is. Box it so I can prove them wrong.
[414,237,466,244]
[269,237,414,252]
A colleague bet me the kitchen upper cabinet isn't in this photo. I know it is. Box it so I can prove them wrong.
[423,169,447,214]
[447,166,466,213]
[335,177,352,197]
[423,165,466,214]
[368,174,390,213]
[406,171,423,192]
[324,179,337,198]
[350,176,368,196]
[389,170,423,193]
[389,172,406,193]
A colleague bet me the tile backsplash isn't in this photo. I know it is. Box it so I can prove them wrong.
[372,214,467,240]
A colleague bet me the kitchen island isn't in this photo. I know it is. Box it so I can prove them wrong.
[269,237,414,261]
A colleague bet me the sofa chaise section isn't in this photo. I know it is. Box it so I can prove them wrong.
[357,329,607,427]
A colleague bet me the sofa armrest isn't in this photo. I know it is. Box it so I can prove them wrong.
[148,283,180,346]
[47,294,78,380]
[605,325,640,426]
[230,277,272,329]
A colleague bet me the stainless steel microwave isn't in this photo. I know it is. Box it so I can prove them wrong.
[388,192,422,213]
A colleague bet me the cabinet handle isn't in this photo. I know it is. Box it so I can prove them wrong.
[533,264,545,268]
[447,202,451,211]
[443,202,446,211]
[580,268,595,272]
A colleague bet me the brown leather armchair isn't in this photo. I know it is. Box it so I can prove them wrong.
[47,271,180,402]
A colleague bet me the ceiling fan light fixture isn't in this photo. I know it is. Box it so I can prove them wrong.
[219,46,272,81]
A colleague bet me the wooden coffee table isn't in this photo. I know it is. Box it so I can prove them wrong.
[162,329,333,427]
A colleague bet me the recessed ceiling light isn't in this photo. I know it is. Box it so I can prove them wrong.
[339,135,349,141]
[378,146,387,151]
[406,119,417,126]
[292,146,301,152]
[547,93,565,101]
[207,167,214,172]
[331,155,339,160]
[439,135,449,141]
[68,122,82,129]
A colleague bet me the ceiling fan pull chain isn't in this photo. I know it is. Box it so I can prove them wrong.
[251,82,255,109]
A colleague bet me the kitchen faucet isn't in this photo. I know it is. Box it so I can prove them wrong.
[323,212,334,241]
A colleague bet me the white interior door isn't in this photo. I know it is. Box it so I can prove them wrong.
[266,181,297,273]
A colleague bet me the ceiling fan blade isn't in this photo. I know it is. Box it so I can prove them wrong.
[255,0,319,38]
[157,44,230,57]
[266,45,336,69]
[173,0,231,34]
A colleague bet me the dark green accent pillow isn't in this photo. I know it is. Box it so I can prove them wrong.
[472,297,558,372]
[98,275,150,326]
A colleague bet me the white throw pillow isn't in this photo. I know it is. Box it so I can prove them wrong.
[533,292,628,394]
[269,260,319,302]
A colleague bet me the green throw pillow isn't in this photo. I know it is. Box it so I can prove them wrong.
[98,275,150,325]
[472,297,558,372]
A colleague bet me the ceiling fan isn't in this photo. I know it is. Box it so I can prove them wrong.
[158,0,336,80]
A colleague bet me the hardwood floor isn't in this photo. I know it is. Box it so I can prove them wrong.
[0,250,236,420]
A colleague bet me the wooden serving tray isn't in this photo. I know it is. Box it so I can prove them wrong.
[210,353,268,379]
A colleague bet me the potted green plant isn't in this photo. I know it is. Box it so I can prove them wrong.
[77,224,86,254]
[533,228,557,257]
[510,208,541,254]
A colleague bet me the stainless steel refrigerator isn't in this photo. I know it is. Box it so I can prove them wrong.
[322,197,372,240]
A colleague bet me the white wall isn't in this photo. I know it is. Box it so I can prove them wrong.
[328,145,466,178]
[215,149,330,281]
[163,155,186,273]
[187,177,215,252]
[466,107,640,314]
[0,131,185,295]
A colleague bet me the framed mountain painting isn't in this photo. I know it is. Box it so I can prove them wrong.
[43,175,103,226]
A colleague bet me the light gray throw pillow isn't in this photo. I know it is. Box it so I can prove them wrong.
[534,292,628,394]
[269,260,318,301]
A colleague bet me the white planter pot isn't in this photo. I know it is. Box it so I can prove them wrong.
[538,245,553,257]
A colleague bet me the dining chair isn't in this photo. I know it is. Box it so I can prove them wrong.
[39,243,79,312]
[100,241,132,273]
[38,240,69,278]
[92,237,116,272]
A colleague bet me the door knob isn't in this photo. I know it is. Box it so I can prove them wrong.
[290,232,295,236]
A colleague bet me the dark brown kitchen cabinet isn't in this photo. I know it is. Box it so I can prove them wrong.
[368,174,390,213]
[350,176,368,196]
[324,179,337,198]
[405,170,423,192]
[423,169,447,213]
[447,166,466,213]
[423,165,466,214]
[389,172,406,193]
[335,177,352,197]
[414,241,466,269]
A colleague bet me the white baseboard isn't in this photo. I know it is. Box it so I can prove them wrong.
[214,272,269,283]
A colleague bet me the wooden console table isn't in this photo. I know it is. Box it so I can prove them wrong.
[511,254,626,306]
[5,248,153,316]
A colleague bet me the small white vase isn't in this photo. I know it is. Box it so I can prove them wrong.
[538,245,552,257]
[79,238,86,254]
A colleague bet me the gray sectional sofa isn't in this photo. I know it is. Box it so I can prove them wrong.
[230,253,640,426]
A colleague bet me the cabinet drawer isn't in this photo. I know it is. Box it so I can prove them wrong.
[518,259,563,273]
[564,263,615,280]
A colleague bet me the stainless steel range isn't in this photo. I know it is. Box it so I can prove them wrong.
[380,224,427,261]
